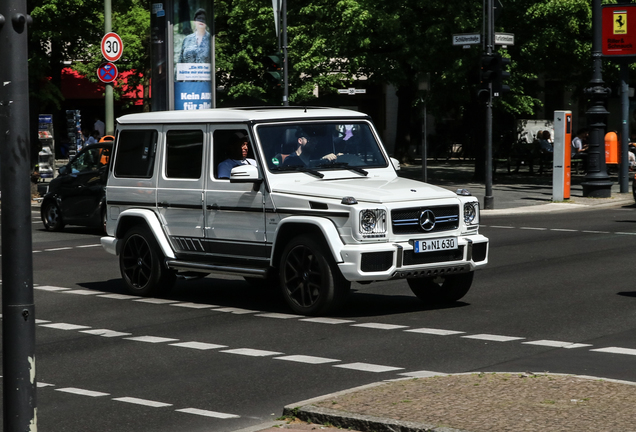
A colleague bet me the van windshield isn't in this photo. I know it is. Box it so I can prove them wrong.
[256,122,388,173]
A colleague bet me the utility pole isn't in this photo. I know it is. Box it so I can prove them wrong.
[0,0,38,430]
[104,0,114,135]
[282,0,289,106]
[484,0,494,209]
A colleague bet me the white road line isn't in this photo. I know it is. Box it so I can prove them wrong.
[98,293,142,300]
[256,312,304,319]
[220,348,283,357]
[134,298,180,304]
[462,334,525,342]
[124,336,179,343]
[56,388,109,397]
[523,340,592,349]
[333,362,403,373]
[351,323,409,330]
[81,329,133,338]
[35,319,51,324]
[40,323,91,331]
[489,226,514,229]
[550,228,578,232]
[615,232,636,236]
[405,328,465,336]
[44,247,73,252]
[591,347,636,356]
[520,227,548,230]
[398,370,446,378]
[170,342,227,350]
[582,230,610,234]
[63,289,104,295]
[37,382,55,388]
[35,286,71,292]
[214,307,258,314]
[274,355,340,364]
[113,397,172,407]
[176,408,240,419]
[300,317,355,325]
[76,244,102,248]
[170,302,220,309]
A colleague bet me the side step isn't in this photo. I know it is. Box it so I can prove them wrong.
[165,259,268,278]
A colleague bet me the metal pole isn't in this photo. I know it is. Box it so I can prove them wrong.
[582,0,613,197]
[104,0,114,135]
[211,2,216,108]
[484,0,494,209]
[0,1,38,429]
[282,0,289,106]
[620,61,629,193]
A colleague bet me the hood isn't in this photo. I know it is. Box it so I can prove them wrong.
[271,176,457,204]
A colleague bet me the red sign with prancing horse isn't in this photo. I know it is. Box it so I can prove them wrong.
[602,4,636,57]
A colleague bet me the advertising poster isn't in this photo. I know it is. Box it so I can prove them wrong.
[173,0,213,110]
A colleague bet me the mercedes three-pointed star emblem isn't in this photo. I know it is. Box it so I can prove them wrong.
[419,209,436,231]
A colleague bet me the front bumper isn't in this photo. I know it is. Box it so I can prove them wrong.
[337,234,489,282]
[101,236,118,255]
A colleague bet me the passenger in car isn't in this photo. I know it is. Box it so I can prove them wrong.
[217,132,257,179]
[282,130,341,167]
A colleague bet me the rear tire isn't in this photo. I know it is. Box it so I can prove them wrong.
[407,272,474,304]
[279,235,350,316]
[119,225,176,296]
[42,200,65,231]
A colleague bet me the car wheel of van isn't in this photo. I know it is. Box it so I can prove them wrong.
[279,235,350,316]
[119,226,176,296]
[42,201,65,231]
[407,272,474,304]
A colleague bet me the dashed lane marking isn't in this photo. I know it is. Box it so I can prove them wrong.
[351,323,409,330]
[35,286,71,292]
[56,387,109,397]
[176,408,240,419]
[333,362,404,373]
[44,247,73,252]
[550,228,578,232]
[591,347,636,356]
[214,307,258,314]
[256,312,304,319]
[170,341,227,350]
[170,302,220,309]
[124,336,179,343]
[220,348,283,357]
[274,355,340,365]
[81,329,133,338]
[98,293,142,300]
[113,397,172,408]
[76,244,102,248]
[462,334,525,342]
[63,289,105,295]
[40,323,91,331]
[300,317,355,325]
[485,225,636,236]
[405,327,465,336]
[134,298,180,304]
[520,227,548,231]
[523,340,593,349]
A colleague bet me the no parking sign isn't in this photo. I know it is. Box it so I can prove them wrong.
[97,62,118,83]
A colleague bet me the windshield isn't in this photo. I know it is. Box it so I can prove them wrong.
[256,122,388,173]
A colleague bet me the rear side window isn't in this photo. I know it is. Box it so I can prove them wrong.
[166,130,203,179]
[114,130,158,178]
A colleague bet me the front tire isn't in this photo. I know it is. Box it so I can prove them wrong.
[41,200,65,231]
[119,225,176,296]
[279,235,350,316]
[407,272,474,304]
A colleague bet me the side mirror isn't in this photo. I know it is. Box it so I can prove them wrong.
[390,157,401,171]
[230,164,262,183]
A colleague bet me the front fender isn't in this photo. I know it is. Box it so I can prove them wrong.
[271,216,345,265]
[111,208,175,259]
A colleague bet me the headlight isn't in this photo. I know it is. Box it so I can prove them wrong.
[464,202,479,225]
[359,209,387,237]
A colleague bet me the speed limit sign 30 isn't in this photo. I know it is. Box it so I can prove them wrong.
[101,32,123,62]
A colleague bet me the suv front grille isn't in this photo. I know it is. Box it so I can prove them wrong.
[391,205,459,235]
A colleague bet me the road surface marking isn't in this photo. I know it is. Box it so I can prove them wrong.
[489,225,514,229]
[81,329,132,338]
[220,348,282,357]
[37,382,55,388]
[56,388,109,397]
[176,408,240,419]
[40,323,91,331]
[76,244,101,248]
[523,340,592,349]
[44,247,73,252]
[170,342,227,350]
[274,355,340,364]
[333,362,403,373]
[520,227,547,230]
[98,293,142,300]
[591,347,636,356]
[35,286,71,291]
[134,298,180,304]
[63,289,104,295]
[113,397,172,407]
[398,370,446,378]
[351,323,409,330]
[170,302,220,309]
[124,336,179,343]
[300,317,355,325]
[213,307,258,314]
[550,228,578,232]
[256,312,304,319]
[462,334,525,342]
[405,327,465,336]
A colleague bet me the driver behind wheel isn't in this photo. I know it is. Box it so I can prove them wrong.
[281,128,341,167]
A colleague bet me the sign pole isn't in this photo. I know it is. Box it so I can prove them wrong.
[484,0,494,209]
[105,0,114,135]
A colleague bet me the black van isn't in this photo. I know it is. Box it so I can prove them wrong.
[41,142,112,232]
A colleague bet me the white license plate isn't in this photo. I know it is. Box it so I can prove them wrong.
[414,237,458,253]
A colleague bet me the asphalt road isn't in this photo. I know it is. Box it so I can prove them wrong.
[1,205,636,431]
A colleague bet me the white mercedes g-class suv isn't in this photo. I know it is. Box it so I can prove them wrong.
[101,107,488,315]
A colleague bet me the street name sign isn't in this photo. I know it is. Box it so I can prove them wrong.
[97,62,118,83]
[495,33,514,46]
[101,32,124,62]
[453,33,481,46]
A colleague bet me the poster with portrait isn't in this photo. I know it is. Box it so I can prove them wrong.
[173,0,213,110]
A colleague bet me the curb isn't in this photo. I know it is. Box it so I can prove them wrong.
[282,372,636,432]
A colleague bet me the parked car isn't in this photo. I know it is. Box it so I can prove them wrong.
[41,142,112,231]
[101,107,489,315]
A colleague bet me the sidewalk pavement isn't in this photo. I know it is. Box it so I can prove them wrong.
[237,162,636,432]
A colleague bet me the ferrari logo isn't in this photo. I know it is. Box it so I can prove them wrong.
[614,11,627,34]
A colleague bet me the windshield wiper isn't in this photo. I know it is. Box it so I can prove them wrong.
[324,162,368,176]
[272,165,324,178]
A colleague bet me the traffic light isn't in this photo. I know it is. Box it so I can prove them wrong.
[493,54,511,97]
[263,53,283,88]
[480,54,497,85]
